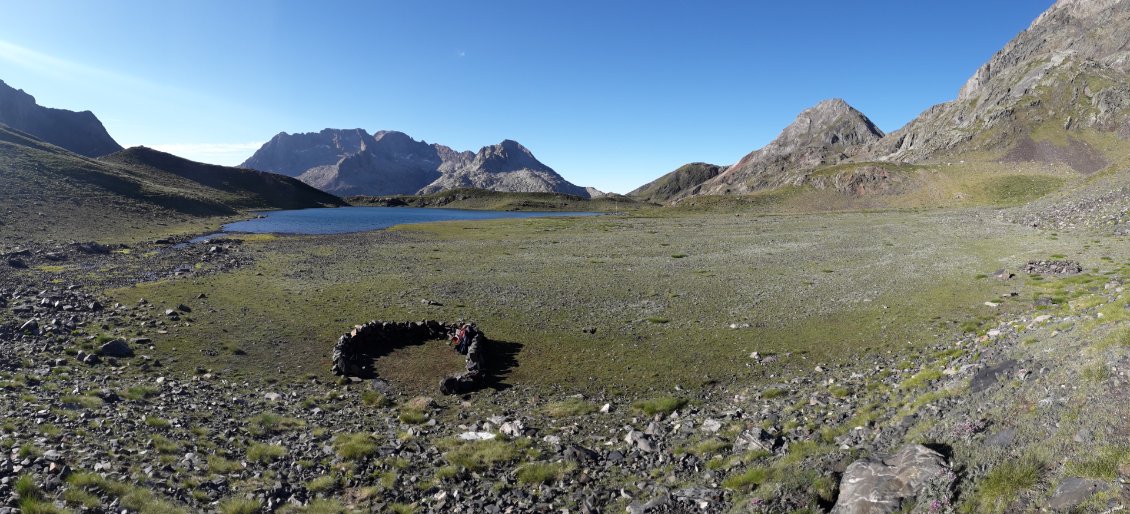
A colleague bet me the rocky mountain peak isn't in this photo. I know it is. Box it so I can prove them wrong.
[0,79,122,157]
[690,99,884,196]
[472,139,550,173]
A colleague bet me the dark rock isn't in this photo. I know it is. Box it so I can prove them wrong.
[971,359,1018,393]
[99,339,133,358]
[7,258,27,269]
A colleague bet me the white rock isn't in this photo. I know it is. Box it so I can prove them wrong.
[457,431,496,441]
[701,419,722,433]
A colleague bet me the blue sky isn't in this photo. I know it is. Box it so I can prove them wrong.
[0,1,1052,193]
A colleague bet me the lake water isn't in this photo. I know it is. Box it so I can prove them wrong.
[198,206,600,238]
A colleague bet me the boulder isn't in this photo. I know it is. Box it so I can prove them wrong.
[99,339,134,358]
[1048,478,1106,511]
[831,444,950,514]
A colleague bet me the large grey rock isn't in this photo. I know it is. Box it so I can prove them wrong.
[831,444,950,514]
[99,338,134,358]
[1048,478,1107,511]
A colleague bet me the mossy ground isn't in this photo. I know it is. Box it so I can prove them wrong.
[101,207,1111,396]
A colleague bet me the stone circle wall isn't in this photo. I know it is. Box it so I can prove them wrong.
[330,320,489,395]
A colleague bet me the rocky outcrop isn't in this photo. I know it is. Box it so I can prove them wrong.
[696,99,884,196]
[831,445,952,514]
[863,0,1130,165]
[242,131,590,198]
[0,79,122,157]
[330,320,490,395]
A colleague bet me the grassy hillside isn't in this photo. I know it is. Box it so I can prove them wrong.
[0,126,343,244]
[348,188,644,212]
[627,162,724,204]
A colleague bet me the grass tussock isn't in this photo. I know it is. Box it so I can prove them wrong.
[633,396,687,416]
[332,433,377,461]
[544,398,599,417]
[247,443,287,463]
[515,461,571,485]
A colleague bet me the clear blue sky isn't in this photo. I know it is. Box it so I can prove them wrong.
[0,0,1052,193]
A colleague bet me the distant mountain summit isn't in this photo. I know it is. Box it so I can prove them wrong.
[241,128,374,177]
[418,139,590,197]
[696,99,884,196]
[0,79,122,157]
[241,130,590,198]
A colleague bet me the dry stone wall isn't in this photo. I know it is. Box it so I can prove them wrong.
[330,320,489,395]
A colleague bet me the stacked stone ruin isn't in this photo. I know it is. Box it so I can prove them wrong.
[330,320,489,395]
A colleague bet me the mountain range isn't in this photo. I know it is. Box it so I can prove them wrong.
[241,130,591,198]
[633,0,1130,203]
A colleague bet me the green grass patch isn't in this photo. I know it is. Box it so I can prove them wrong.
[361,390,391,407]
[633,396,687,416]
[247,412,305,436]
[962,456,1042,513]
[219,497,262,514]
[306,475,337,493]
[1065,445,1130,480]
[900,368,943,390]
[721,466,772,491]
[332,433,377,461]
[544,398,599,417]
[247,443,287,463]
[144,416,171,428]
[59,394,104,410]
[121,385,160,401]
[515,461,570,485]
[208,454,243,473]
[441,438,523,471]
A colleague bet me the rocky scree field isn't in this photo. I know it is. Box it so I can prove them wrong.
[3,202,1130,513]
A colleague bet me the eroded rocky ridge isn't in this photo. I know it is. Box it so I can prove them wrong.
[0,79,122,157]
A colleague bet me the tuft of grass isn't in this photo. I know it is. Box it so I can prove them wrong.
[515,461,570,485]
[16,474,42,500]
[332,433,377,461]
[900,368,943,390]
[963,456,1042,513]
[60,394,104,410]
[63,487,103,508]
[1065,445,1130,480]
[247,443,286,463]
[398,408,428,425]
[361,390,391,407]
[682,438,731,456]
[247,412,305,436]
[721,466,772,491]
[306,475,337,493]
[441,438,522,471]
[633,396,687,416]
[207,455,243,474]
[144,416,171,428]
[219,497,262,514]
[544,398,598,417]
[388,504,416,514]
[121,385,160,401]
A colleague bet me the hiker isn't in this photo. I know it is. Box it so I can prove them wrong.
[451,323,471,354]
